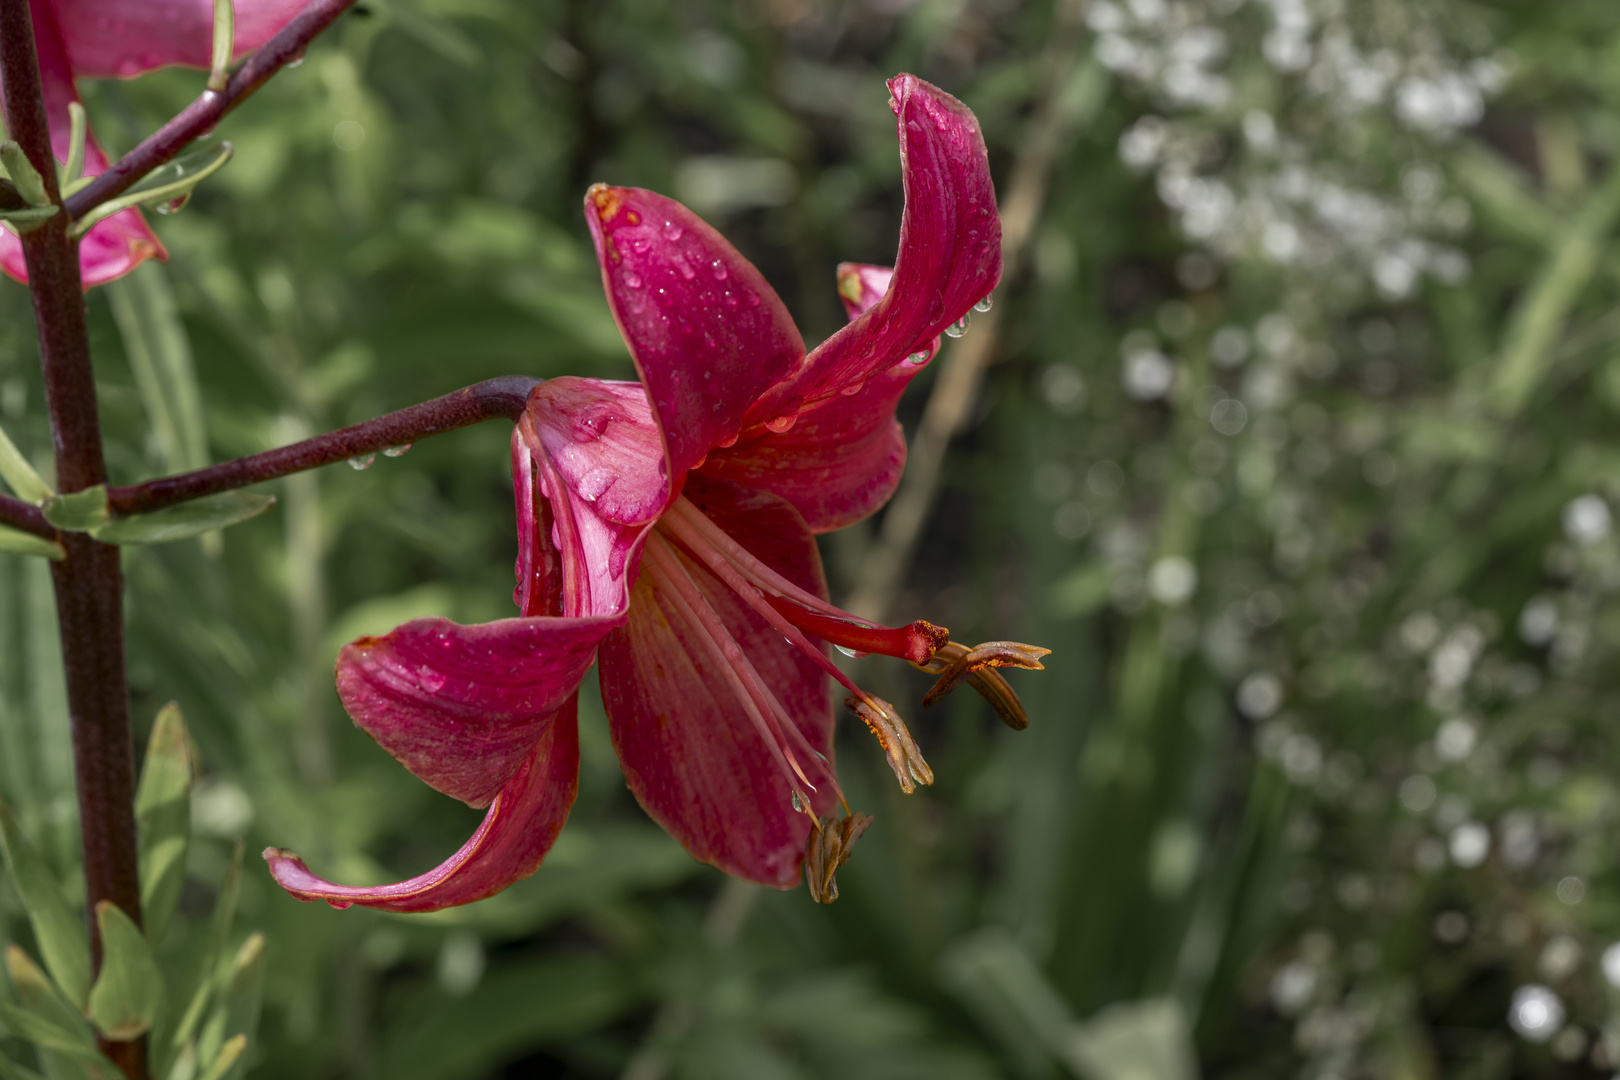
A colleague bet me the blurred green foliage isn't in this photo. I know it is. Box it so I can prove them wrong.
[5,0,1620,1076]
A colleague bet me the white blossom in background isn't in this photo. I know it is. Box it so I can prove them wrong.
[1092,0,1505,296]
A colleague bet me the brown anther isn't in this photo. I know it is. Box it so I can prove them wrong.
[844,694,935,793]
[805,811,874,904]
[914,640,1050,729]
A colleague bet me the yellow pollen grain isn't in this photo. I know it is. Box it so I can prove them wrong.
[587,183,623,222]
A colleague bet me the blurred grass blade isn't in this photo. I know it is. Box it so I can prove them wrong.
[1071,999,1198,1080]
[86,902,166,1041]
[93,493,275,546]
[136,702,193,946]
[0,525,64,560]
[0,799,92,1007]
[196,934,264,1076]
[106,262,211,476]
[1486,168,1620,416]
[0,421,52,503]
[0,1048,47,1080]
[940,928,1080,1077]
[196,1036,246,1080]
[169,842,245,1059]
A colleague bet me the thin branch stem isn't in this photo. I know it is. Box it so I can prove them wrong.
[1,1,144,1075]
[0,492,51,537]
[107,376,540,516]
[63,0,358,222]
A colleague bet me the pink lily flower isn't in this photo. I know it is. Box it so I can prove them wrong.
[265,74,1048,912]
[0,0,306,287]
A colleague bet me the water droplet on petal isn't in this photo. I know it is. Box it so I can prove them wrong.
[906,351,930,365]
[383,444,412,458]
[710,260,728,281]
[840,381,865,396]
[576,467,615,502]
[765,415,797,433]
[630,238,650,254]
[945,315,970,339]
[974,294,994,313]
[663,221,683,241]
[347,454,375,470]
[675,257,696,281]
[623,271,643,288]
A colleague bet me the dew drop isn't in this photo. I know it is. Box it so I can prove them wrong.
[945,315,970,339]
[347,454,375,470]
[710,259,728,281]
[840,381,865,396]
[675,257,696,281]
[906,351,929,365]
[765,414,797,433]
[383,443,412,458]
[623,271,643,288]
[662,221,683,241]
[576,467,615,502]
[834,644,864,658]
[974,294,994,313]
[287,54,305,69]
[630,238,651,254]
[791,791,804,812]
[155,194,189,215]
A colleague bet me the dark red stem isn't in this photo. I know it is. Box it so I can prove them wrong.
[1,1,144,1076]
[107,376,539,515]
[0,492,50,537]
[63,0,358,222]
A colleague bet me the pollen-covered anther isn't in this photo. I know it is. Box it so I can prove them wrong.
[845,694,934,793]
[916,640,1052,730]
[805,811,874,904]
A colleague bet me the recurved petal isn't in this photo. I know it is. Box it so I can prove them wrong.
[265,697,581,913]
[336,614,619,808]
[698,363,915,533]
[583,185,805,480]
[749,75,1000,423]
[599,479,835,887]
[50,0,309,78]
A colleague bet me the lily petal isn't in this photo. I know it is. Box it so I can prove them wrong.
[336,614,619,808]
[698,364,913,532]
[583,185,805,482]
[750,75,1000,423]
[599,478,834,887]
[49,0,310,77]
[265,696,581,913]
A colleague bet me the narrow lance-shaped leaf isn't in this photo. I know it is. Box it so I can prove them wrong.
[0,142,49,207]
[72,143,234,237]
[0,800,91,1007]
[166,842,245,1066]
[0,1047,48,1080]
[0,421,53,503]
[0,526,65,560]
[4,946,97,1052]
[0,948,121,1075]
[86,902,166,1042]
[136,703,193,947]
[93,493,275,546]
[197,1036,247,1080]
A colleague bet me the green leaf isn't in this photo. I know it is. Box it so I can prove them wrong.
[0,799,92,1007]
[0,1000,99,1060]
[106,263,211,477]
[136,703,193,947]
[86,902,165,1041]
[166,842,244,1063]
[0,525,64,560]
[0,420,54,503]
[0,142,49,207]
[72,143,234,237]
[209,0,235,91]
[39,486,110,533]
[92,493,275,546]
[4,946,96,1050]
